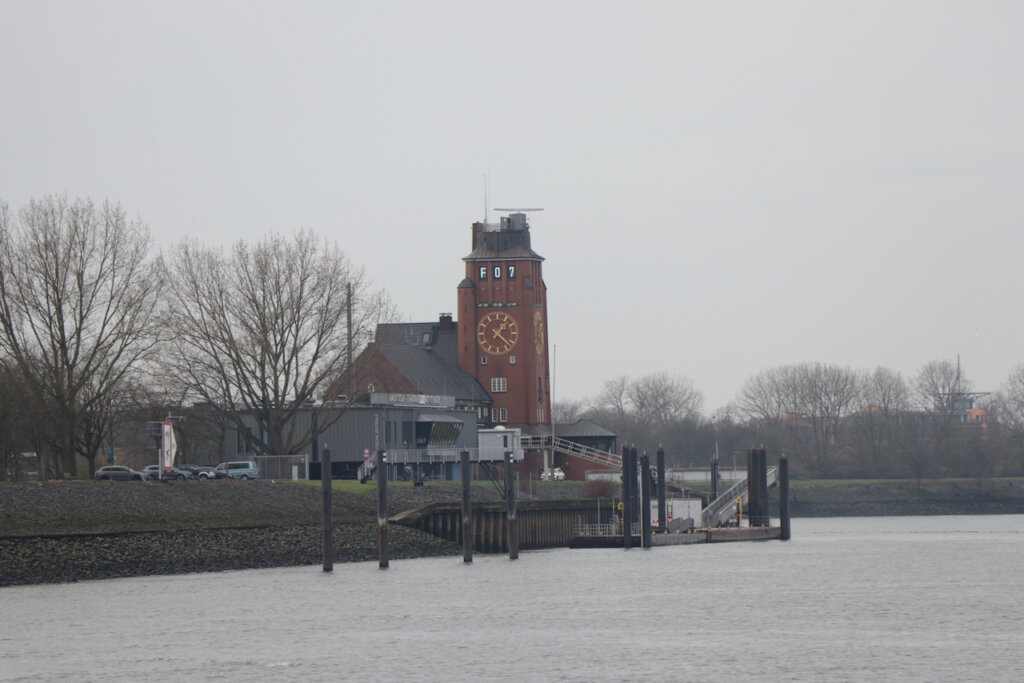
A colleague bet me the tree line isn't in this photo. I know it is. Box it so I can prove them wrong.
[1,196,395,480]
[558,361,1024,479]
[3,195,1023,482]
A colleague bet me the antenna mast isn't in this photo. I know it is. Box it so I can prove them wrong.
[483,174,489,223]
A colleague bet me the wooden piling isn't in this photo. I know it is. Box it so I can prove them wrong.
[759,448,770,526]
[621,445,632,549]
[779,455,791,540]
[461,449,473,562]
[710,457,720,502]
[640,453,652,548]
[505,451,518,559]
[656,447,666,532]
[321,447,332,572]
[377,450,388,569]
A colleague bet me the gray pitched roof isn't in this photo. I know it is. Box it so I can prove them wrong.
[373,322,490,403]
[556,419,618,439]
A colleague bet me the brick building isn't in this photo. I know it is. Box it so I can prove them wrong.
[331,212,617,479]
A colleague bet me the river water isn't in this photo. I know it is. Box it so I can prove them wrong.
[2,516,1023,682]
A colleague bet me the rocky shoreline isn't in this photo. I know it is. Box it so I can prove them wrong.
[0,479,579,587]
[3,478,1023,587]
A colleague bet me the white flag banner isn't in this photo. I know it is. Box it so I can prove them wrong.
[162,422,177,469]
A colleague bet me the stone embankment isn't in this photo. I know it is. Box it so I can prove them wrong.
[3,478,1023,586]
[0,479,587,587]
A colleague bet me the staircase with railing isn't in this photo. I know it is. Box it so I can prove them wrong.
[519,435,621,469]
[701,466,776,528]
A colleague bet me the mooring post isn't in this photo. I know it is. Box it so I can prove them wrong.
[779,455,791,540]
[656,447,666,532]
[748,447,769,527]
[640,453,652,549]
[505,451,518,560]
[759,448,770,526]
[710,457,720,502]
[461,449,473,562]
[621,445,632,549]
[746,448,758,527]
[321,447,333,572]
[626,446,634,532]
[377,450,389,569]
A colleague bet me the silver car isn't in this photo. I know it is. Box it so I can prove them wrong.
[94,465,146,481]
[213,461,259,479]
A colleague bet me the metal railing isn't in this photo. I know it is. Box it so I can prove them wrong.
[575,521,641,537]
[356,446,523,483]
[253,454,309,480]
[520,436,621,468]
[701,466,776,528]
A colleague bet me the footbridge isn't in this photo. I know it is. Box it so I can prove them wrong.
[519,435,621,468]
[700,466,776,528]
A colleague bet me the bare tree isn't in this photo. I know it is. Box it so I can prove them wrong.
[0,196,160,476]
[850,366,911,474]
[914,359,972,412]
[796,363,863,473]
[594,376,630,423]
[161,230,397,456]
[586,373,703,455]
[737,365,800,423]
[992,365,1024,446]
[627,372,704,431]
[552,399,585,424]
[912,358,981,476]
[737,363,860,476]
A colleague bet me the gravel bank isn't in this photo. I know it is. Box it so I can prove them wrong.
[4,478,1020,586]
[0,479,587,586]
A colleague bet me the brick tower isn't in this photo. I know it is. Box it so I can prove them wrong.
[457,212,551,426]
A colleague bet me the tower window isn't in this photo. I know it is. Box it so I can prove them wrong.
[524,275,534,289]
[481,356,487,365]
[509,355,516,365]
[491,377,507,393]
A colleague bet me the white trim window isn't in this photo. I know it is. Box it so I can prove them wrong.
[491,377,507,393]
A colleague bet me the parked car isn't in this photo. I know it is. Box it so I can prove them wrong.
[176,464,216,479]
[94,465,146,481]
[212,461,259,479]
[141,465,193,480]
[540,467,566,481]
[195,466,215,479]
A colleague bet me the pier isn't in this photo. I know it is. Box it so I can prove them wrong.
[390,449,791,553]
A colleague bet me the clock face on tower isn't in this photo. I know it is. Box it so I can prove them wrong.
[477,311,519,355]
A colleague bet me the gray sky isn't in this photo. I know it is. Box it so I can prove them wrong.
[3,1,1023,413]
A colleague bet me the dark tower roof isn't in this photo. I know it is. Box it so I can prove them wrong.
[464,213,544,261]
